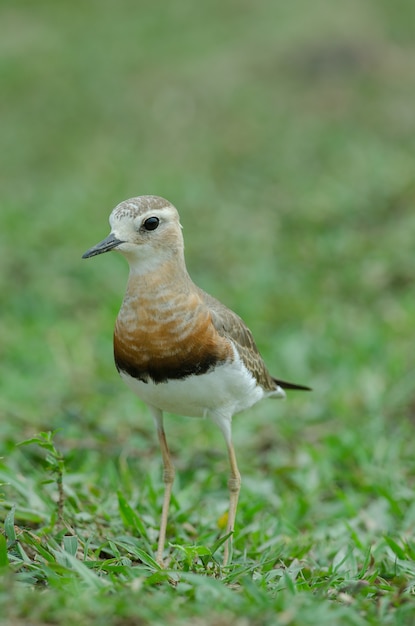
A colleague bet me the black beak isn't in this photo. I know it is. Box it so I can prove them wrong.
[82,233,124,259]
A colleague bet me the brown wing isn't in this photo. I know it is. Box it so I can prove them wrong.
[199,288,311,393]
[197,288,279,392]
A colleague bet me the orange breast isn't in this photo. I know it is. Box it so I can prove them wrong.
[114,292,233,384]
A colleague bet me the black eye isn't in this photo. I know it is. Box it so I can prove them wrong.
[143,216,159,231]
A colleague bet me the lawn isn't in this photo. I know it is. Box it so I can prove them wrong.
[1,1,415,624]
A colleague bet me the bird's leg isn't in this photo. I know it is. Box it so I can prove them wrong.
[223,438,241,566]
[150,408,175,567]
[212,414,241,566]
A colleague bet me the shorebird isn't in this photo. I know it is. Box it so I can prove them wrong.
[82,195,310,566]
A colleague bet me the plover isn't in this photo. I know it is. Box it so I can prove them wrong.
[82,195,310,566]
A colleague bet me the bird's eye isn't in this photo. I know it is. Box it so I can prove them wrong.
[143,216,159,231]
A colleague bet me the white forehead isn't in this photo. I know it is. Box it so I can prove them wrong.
[109,195,179,228]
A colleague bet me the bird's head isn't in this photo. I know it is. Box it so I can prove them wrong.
[82,195,184,272]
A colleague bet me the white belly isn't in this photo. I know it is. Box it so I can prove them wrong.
[119,355,273,419]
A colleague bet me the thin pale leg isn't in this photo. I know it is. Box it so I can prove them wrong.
[150,407,175,567]
[211,413,241,566]
[223,439,241,566]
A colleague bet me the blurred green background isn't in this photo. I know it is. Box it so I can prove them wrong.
[1,0,415,618]
[2,0,413,435]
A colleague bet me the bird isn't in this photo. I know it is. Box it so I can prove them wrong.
[82,195,310,567]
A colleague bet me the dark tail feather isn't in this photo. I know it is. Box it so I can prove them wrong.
[273,377,311,391]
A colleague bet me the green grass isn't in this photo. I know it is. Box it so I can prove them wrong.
[1,0,415,623]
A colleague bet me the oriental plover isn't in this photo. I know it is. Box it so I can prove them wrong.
[82,195,310,566]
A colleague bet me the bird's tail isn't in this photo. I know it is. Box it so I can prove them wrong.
[273,377,311,391]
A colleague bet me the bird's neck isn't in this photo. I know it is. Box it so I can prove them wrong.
[123,254,194,307]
